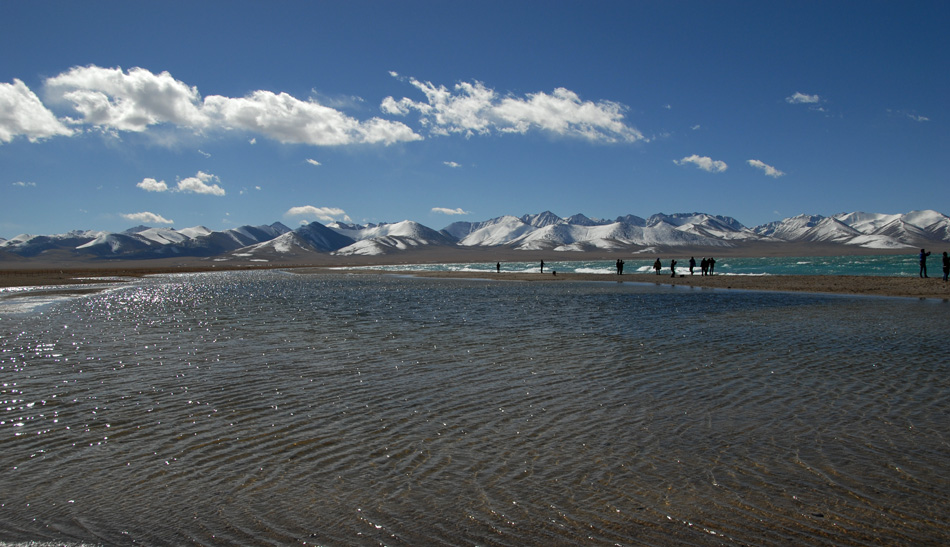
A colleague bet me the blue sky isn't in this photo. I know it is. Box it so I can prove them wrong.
[1,1,947,239]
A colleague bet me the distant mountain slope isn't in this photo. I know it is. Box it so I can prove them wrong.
[2,210,948,263]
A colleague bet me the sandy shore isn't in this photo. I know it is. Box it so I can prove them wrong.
[3,265,950,301]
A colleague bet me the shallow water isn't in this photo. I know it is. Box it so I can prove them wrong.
[1,271,949,545]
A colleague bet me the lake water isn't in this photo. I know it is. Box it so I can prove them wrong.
[1,271,949,545]
[348,253,937,277]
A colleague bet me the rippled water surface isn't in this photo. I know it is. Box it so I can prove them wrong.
[1,271,949,545]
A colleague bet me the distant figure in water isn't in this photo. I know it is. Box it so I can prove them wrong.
[653,258,662,275]
[708,257,716,275]
[689,256,696,276]
[919,249,931,278]
[700,257,708,276]
[670,259,677,277]
[943,252,949,282]
[540,260,545,274]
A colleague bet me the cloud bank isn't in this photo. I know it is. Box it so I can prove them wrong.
[14,65,421,147]
[382,74,645,143]
[674,154,728,173]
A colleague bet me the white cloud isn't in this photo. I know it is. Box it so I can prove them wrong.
[306,158,322,166]
[908,114,930,122]
[747,159,786,178]
[136,177,168,192]
[674,154,728,173]
[176,171,225,196]
[198,149,211,158]
[786,92,821,104]
[204,89,422,146]
[46,66,208,131]
[285,205,349,222]
[0,79,74,143]
[432,207,471,215]
[443,161,461,168]
[121,211,174,224]
[12,181,37,187]
[42,65,422,146]
[691,124,701,131]
[382,75,645,143]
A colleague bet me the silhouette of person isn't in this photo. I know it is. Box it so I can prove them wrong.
[540,260,545,274]
[708,257,716,275]
[919,249,931,278]
[689,256,696,275]
[496,262,500,273]
[943,252,949,282]
[700,257,708,276]
[620,259,624,275]
[653,258,662,275]
[670,259,677,277]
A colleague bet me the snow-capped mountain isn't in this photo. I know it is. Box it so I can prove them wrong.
[3,210,949,263]
[1,223,291,259]
[327,220,455,256]
[758,210,950,249]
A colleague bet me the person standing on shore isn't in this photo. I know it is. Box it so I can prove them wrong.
[708,257,716,275]
[919,249,931,278]
[496,262,500,273]
[700,257,708,276]
[653,258,662,275]
[689,257,696,275]
[670,259,677,277]
[540,260,545,274]
[942,252,949,282]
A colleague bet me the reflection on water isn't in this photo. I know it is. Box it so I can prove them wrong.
[1,271,949,545]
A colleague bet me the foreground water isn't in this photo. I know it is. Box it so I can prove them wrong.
[1,271,949,545]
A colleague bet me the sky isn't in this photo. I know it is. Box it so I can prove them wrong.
[1,0,947,239]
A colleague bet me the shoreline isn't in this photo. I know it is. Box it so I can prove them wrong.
[2,264,950,301]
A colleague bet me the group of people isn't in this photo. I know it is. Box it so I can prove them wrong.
[919,249,950,281]
[652,256,716,277]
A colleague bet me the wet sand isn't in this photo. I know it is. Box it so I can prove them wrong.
[3,265,950,300]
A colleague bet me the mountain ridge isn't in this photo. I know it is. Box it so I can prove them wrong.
[2,210,948,263]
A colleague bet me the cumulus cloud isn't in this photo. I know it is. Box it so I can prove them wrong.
[285,205,349,222]
[136,171,224,195]
[137,177,168,192]
[443,161,461,168]
[432,207,471,215]
[786,92,821,104]
[747,159,785,178]
[176,171,225,195]
[0,79,74,143]
[382,75,645,143]
[306,158,322,166]
[12,181,38,187]
[42,65,422,146]
[674,154,728,173]
[121,211,174,224]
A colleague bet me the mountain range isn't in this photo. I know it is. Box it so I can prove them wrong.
[2,210,949,264]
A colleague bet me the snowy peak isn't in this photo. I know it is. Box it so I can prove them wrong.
[520,211,564,228]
